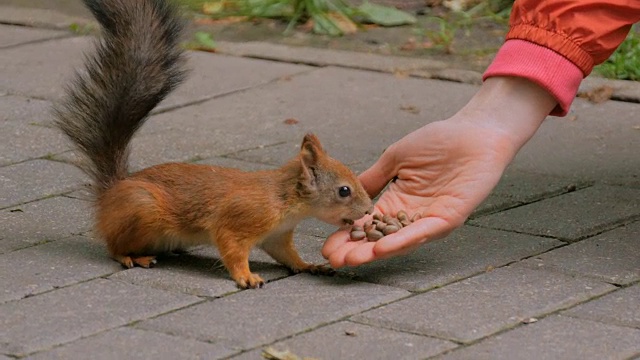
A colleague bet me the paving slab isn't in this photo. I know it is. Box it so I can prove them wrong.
[137,274,410,351]
[0,23,68,48]
[0,36,311,108]
[0,278,202,357]
[469,185,640,242]
[0,121,69,166]
[215,40,449,73]
[563,284,640,329]
[0,5,90,29]
[109,231,333,298]
[0,196,92,253]
[135,66,478,167]
[580,76,640,105]
[0,94,69,166]
[0,159,85,209]
[511,97,640,187]
[231,321,457,360]
[156,52,312,112]
[25,327,238,360]
[0,235,120,303]
[520,221,640,285]
[339,225,562,292]
[471,169,592,218]
[108,252,289,298]
[351,264,616,344]
[0,94,53,125]
[436,315,640,360]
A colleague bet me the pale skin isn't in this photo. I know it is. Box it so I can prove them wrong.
[322,76,559,267]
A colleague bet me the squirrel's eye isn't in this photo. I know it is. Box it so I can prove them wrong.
[338,186,351,198]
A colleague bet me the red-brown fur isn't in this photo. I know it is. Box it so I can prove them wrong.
[96,135,373,288]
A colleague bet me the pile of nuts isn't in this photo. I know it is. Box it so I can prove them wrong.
[350,210,421,241]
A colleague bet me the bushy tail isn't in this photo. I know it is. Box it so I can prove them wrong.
[54,0,187,193]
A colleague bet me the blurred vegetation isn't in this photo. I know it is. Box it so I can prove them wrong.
[595,27,640,81]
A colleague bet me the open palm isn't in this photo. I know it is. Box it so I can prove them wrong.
[322,118,520,267]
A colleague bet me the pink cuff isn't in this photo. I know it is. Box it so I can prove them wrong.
[483,39,584,116]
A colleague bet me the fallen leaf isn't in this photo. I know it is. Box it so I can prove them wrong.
[262,347,300,360]
[202,1,225,15]
[284,118,299,125]
[400,104,420,114]
[392,69,409,78]
[578,85,614,103]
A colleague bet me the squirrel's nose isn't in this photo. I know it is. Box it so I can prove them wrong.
[365,206,374,215]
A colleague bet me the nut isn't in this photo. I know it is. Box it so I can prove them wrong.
[350,230,367,240]
[397,210,408,221]
[366,229,384,241]
[382,225,399,235]
[410,213,422,222]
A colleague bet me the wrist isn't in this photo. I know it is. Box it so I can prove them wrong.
[454,76,557,152]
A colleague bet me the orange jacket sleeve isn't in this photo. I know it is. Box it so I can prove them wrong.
[507,0,640,76]
[484,1,640,116]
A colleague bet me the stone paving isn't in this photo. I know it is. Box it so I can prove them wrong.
[1,8,639,360]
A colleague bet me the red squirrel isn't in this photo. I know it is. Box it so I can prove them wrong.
[53,0,373,288]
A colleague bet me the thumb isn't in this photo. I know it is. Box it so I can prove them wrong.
[358,150,397,199]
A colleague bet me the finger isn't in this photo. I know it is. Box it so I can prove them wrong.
[358,152,397,199]
[343,236,422,266]
[322,228,352,259]
[343,241,378,266]
[327,239,365,268]
[373,217,453,256]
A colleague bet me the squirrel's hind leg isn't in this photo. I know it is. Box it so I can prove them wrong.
[97,179,173,269]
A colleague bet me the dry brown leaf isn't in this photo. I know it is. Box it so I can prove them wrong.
[284,118,299,125]
[400,104,420,114]
[578,85,614,104]
[327,12,358,34]
[202,1,225,15]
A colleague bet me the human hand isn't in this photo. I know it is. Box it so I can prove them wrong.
[322,77,558,267]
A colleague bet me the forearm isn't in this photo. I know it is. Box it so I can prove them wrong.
[454,76,557,155]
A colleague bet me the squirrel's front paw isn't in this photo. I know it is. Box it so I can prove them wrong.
[292,263,336,276]
[235,273,265,289]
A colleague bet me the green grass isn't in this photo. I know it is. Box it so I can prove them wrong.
[175,0,416,36]
[595,28,640,81]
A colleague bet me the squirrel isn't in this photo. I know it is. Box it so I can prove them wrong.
[53,0,373,289]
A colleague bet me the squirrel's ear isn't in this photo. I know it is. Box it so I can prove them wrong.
[299,133,325,164]
[297,134,324,194]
